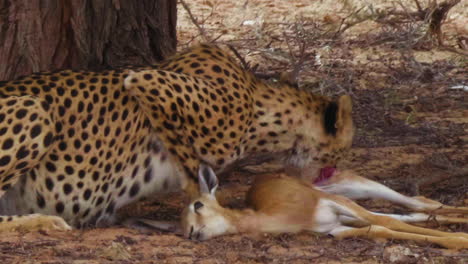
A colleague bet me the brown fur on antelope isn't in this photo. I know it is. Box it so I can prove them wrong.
[181,165,468,249]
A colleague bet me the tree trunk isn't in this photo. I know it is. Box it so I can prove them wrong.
[0,0,177,81]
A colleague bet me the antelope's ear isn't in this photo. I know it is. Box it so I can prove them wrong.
[198,164,219,197]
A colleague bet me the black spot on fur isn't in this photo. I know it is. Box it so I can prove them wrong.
[144,167,153,183]
[55,202,65,213]
[16,146,30,159]
[2,139,13,150]
[143,74,153,80]
[30,124,42,138]
[45,162,56,172]
[73,204,80,214]
[0,155,11,166]
[83,189,92,200]
[36,192,46,208]
[45,177,54,191]
[43,132,54,147]
[129,182,140,197]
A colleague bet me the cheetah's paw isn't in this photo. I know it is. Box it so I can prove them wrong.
[1,214,72,232]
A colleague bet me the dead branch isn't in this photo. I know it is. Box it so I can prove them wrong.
[333,6,367,37]
[227,44,251,70]
[413,0,423,12]
[179,0,210,42]
[374,0,461,48]
[426,0,461,46]
[278,19,314,86]
[281,32,308,86]
[290,39,308,83]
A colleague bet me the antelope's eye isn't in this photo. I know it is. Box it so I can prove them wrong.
[194,201,204,211]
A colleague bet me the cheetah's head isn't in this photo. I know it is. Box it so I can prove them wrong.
[282,94,354,183]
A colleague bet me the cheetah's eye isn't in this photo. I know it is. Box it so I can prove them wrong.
[194,201,204,211]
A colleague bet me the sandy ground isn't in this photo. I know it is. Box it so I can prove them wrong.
[1,0,468,263]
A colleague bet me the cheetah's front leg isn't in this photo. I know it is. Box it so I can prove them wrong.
[157,134,201,199]
[124,71,201,199]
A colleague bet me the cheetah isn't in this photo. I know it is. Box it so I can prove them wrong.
[0,44,465,232]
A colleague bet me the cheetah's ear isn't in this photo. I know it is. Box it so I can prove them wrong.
[324,95,352,137]
[198,164,219,197]
[336,95,352,129]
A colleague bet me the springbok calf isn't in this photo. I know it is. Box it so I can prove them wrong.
[181,165,468,249]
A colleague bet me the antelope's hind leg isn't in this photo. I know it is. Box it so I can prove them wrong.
[329,225,468,249]
[339,212,468,226]
[318,170,468,215]
[318,194,468,249]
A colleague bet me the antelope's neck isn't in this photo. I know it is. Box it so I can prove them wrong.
[223,208,260,234]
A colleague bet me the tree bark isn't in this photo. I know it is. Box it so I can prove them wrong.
[0,0,177,81]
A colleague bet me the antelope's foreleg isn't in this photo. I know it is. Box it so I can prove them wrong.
[318,170,468,214]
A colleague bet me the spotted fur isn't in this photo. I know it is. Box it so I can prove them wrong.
[0,44,353,229]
